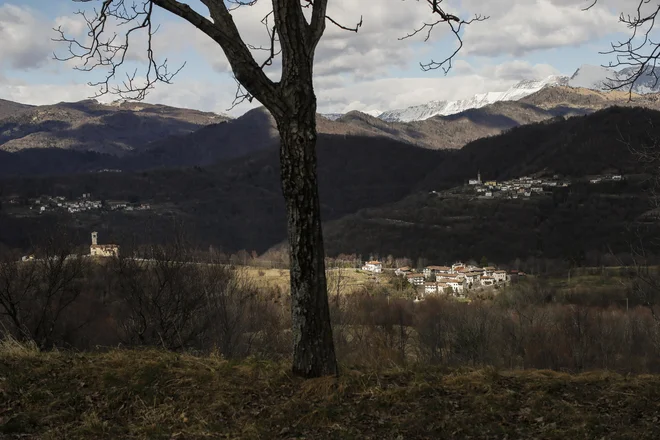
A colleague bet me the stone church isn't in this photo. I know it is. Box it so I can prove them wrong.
[90,232,119,258]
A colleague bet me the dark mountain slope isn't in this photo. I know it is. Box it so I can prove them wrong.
[322,181,654,265]
[0,135,449,252]
[321,106,660,264]
[129,107,279,168]
[419,106,660,190]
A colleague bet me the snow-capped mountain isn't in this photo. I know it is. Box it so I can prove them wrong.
[377,64,660,123]
[379,75,569,122]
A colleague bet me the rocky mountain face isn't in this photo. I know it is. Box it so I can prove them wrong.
[0,99,34,120]
[319,85,660,150]
[0,99,230,156]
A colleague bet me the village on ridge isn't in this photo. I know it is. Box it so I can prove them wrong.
[361,259,525,301]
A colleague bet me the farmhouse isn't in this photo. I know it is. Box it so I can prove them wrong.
[362,260,383,273]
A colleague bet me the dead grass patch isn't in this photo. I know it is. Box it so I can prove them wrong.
[2,344,660,439]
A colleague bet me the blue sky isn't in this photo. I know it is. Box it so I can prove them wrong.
[0,0,642,116]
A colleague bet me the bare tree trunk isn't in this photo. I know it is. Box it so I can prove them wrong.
[276,95,337,377]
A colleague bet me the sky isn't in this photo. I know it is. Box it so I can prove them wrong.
[0,0,646,116]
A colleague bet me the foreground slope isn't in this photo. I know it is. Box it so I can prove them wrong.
[2,348,660,439]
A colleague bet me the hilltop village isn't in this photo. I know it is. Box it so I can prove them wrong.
[361,260,523,300]
[466,172,570,199]
[439,172,625,199]
[4,193,151,215]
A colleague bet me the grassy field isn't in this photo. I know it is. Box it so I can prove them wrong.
[244,266,377,292]
[2,342,660,439]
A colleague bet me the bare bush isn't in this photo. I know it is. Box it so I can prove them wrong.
[0,241,90,349]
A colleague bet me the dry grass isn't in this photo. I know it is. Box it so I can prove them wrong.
[244,267,375,293]
[2,344,660,439]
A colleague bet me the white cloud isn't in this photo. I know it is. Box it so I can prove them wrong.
[0,1,644,117]
[461,0,620,56]
[314,60,562,113]
[0,4,53,69]
[145,0,438,81]
[478,60,561,80]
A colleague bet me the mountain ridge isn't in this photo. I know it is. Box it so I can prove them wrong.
[375,64,660,123]
[0,99,231,156]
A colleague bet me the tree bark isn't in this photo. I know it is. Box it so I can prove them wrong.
[275,93,338,378]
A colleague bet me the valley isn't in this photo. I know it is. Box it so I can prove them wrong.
[2,65,660,269]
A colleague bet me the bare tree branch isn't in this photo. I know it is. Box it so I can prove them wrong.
[586,0,660,98]
[401,0,488,73]
[53,0,185,100]
[57,0,362,108]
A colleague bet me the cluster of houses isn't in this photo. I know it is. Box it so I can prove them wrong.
[22,194,151,215]
[467,172,571,199]
[589,174,624,184]
[362,260,519,299]
[399,263,511,297]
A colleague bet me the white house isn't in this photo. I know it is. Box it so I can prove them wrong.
[493,270,508,283]
[465,271,482,286]
[446,278,465,295]
[483,266,496,276]
[406,273,425,285]
[362,261,383,273]
[424,282,438,294]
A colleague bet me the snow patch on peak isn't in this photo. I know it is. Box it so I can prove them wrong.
[363,109,384,118]
[379,75,569,123]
